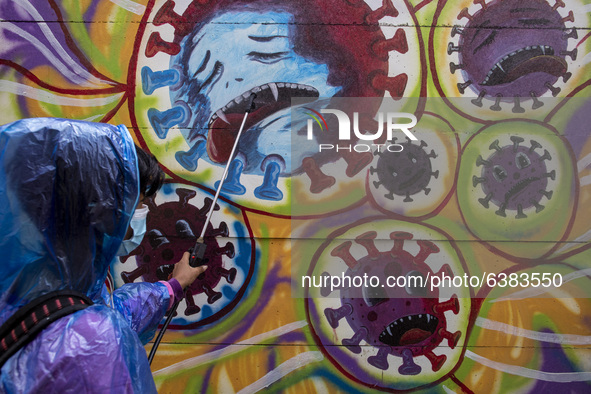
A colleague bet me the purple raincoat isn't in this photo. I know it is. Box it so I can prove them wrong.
[0,118,170,393]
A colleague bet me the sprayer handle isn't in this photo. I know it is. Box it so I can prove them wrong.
[187,241,208,267]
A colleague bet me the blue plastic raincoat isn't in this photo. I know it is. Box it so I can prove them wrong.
[0,118,170,393]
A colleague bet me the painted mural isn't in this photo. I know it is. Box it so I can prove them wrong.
[1,0,591,392]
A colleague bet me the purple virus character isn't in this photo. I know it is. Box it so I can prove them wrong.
[323,231,461,375]
[369,137,439,202]
[448,0,577,111]
[120,187,237,317]
[472,136,554,218]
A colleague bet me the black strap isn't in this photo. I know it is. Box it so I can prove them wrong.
[0,290,93,368]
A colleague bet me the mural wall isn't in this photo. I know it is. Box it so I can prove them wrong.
[2,0,591,392]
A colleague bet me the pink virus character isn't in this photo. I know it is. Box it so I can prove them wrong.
[322,231,461,375]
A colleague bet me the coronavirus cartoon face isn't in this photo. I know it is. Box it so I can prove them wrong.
[473,136,554,218]
[434,0,583,117]
[170,11,341,176]
[457,121,576,258]
[135,0,418,213]
[322,231,461,375]
[305,221,471,390]
[365,113,460,219]
[370,138,439,202]
[450,0,576,109]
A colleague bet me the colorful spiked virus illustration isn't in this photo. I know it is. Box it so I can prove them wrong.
[473,136,555,218]
[433,0,584,119]
[323,232,462,374]
[112,183,256,329]
[370,137,438,203]
[306,221,470,389]
[131,0,422,215]
[366,114,460,219]
[458,121,576,259]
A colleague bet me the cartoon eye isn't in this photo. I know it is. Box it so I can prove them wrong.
[247,51,290,64]
[405,270,427,296]
[388,165,398,177]
[515,152,531,169]
[363,282,387,307]
[492,165,507,182]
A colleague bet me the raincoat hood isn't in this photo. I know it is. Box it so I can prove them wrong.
[0,118,139,318]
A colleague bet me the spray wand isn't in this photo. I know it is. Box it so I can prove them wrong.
[148,93,257,364]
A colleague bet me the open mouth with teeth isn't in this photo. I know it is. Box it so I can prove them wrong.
[206,82,320,164]
[480,45,567,86]
[378,313,439,347]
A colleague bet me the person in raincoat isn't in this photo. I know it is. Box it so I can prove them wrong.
[0,118,206,393]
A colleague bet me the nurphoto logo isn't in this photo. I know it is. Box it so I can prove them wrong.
[304,107,417,153]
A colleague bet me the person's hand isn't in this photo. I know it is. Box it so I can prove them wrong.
[172,251,208,289]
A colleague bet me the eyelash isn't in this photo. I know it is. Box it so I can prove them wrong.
[211,61,222,77]
[473,30,497,55]
[247,51,289,64]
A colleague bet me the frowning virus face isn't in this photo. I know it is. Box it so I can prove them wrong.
[170,11,341,175]
[473,136,554,218]
[456,121,575,259]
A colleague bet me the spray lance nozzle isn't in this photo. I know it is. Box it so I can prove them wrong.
[246,92,257,113]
